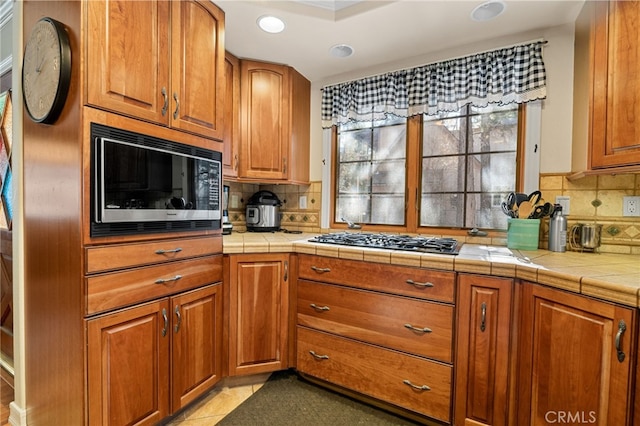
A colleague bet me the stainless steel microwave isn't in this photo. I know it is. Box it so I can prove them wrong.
[91,123,222,237]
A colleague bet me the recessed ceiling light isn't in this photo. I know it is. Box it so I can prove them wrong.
[257,15,285,33]
[470,1,506,22]
[330,44,354,58]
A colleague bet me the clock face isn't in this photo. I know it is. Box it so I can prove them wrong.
[22,18,71,124]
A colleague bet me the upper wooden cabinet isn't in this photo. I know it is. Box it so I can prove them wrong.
[86,0,225,141]
[516,283,635,426]
[239,60,310,183]
[590,0,640,169]
[223,52,240,178]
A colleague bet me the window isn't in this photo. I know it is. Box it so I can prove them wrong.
[334,104,522,232]
[335,116,407,226]
[420,104,519,230]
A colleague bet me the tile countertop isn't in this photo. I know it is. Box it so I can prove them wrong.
[223,232,640,308]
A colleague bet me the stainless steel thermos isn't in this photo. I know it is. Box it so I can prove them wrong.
[548,205,567,252]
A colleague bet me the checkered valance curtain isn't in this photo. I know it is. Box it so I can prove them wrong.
[321,41,547,128]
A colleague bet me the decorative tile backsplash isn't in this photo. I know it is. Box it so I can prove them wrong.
[225,174,640,255]
[539,173,640,255]
[225,181,322,233]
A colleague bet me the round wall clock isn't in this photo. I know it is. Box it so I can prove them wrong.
[22,17,72,124]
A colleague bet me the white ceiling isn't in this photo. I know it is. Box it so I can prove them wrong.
[216,0,585,83]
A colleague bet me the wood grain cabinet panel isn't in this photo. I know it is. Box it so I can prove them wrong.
[517,283,635,426]
[87,283,222,425]
[86,0,225,141]
[86,254,223,315]
[298,279,454,363]
[298,254,455,303]
[297,326,452,423]
[85,235,222,274]
[590,0,640,168]
[239,60,310,183]
[455,274,513,426]
[228,254,290,376]
[222,52,240,178]
[170,284,223,412]
[87,299,171,426]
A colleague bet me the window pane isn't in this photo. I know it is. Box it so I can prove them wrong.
[338,129,371,162]
[420,104,518,230]
[421,193,463,227]
[465,193,509,229]
[338,162,371,193]
[373,160,405,194]
[373,125,406,160]
[336,194,370,224]
[371,194,404,225]
[422,157,465,193]
[335,117,407,227]
[466,153,516,193]
[422,117,467,157]
[470,110,518,152]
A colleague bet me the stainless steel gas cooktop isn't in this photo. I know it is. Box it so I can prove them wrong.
[309,232,460,255]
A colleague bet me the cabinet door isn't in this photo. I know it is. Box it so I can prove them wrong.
[86,0,170,124]
[223,52,240,177]
[170,0,225,140]
[87,300,170,426]
[517,283,635,426]
[171,283,223,411]
[229,254,289,375]
[239,61,291,180]
[590,0,640,168]
[455,274,513,426]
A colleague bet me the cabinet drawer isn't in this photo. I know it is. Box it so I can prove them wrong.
[298,280,453,363]
[298,254,455,303]
[297,326,452,423]
[86,236,222,274]
[87,255,223,315]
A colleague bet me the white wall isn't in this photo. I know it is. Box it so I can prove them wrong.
[309,23,577,181]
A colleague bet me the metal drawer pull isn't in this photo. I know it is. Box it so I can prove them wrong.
[310,304,330,312]
[403,380,431,391]
[404,323,432,334]
[309,350,329,360]
[174,305,182,333]
[155,247,183,255]
[173,92,180,119]
[161,308,168,337]
[311,266,331,273]
[155,275,182,284]
[161,87,168,116]
[405,279,434,288]
[616,320,627,363]
[480,302,487,332]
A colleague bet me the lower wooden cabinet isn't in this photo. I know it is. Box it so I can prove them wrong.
[455,274,513,426]
[87,283,222,425]
[228,253,290,376]
[516,283,636,426]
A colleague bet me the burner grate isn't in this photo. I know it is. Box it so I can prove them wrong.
[309,233,460,255]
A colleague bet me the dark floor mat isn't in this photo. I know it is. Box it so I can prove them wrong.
[216,370,423,426]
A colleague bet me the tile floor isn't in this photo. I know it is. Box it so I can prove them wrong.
[166,372,271,425]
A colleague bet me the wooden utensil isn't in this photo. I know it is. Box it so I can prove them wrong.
[518,200,533,219]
